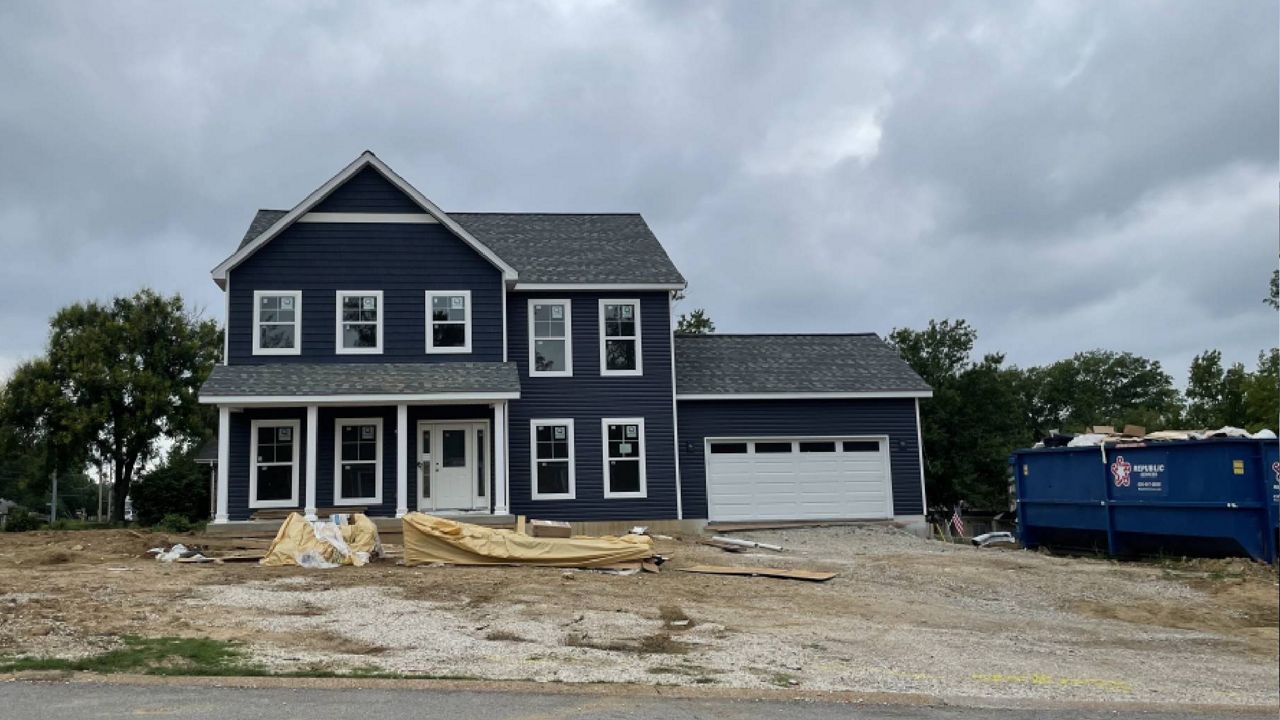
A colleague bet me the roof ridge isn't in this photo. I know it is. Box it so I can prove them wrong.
[450,211,643,217]
[678,332,882,338]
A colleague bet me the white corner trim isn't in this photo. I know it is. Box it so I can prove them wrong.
[211,151,518,286]
[915,398,928,513]
[512,282,686,291]
[297,212,437,223]
[598,298,643,377]
[676,391,934,400]
[667,291,682,519]
[530,418,576,500]
[248,418,301,509]
[251,290,303,356]
[199,391,520,406]
[425,290,472,354]
[335,290,384,355]
[333,416,384,505]
[601,417,647,499]
[528,298,573,377]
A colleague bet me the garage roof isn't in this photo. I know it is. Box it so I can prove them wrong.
[674,334,931,399]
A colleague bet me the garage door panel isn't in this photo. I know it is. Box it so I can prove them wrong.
[706,437,891,522]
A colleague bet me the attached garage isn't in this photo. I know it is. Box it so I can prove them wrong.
[673,334,932,522]
[704,437,892,521]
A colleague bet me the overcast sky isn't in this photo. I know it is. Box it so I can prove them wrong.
[0,1,1276,385]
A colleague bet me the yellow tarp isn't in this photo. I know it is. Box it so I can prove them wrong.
[260,512,381,567]
[402,512,654,568]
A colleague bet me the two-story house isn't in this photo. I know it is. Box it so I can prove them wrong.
[199,152,932,528]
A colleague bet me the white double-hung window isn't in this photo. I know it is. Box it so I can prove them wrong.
[336,290,383,354]
[253,291,302,355]
[335,418,382,504]
[426,290,471,353]
[529,299,572,376]
[599,299,641,376]
[530,419,575,500]
[249,419,300,508]
[602,418,646,498]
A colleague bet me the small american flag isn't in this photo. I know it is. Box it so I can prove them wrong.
[950,506,965,537]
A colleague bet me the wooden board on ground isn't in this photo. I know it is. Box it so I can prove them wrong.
[678,564,837,582]
[698,539,748,553]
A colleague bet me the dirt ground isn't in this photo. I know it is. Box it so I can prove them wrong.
[1,524,1276,708]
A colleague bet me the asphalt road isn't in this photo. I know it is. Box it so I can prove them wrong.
[0,681,1266,720]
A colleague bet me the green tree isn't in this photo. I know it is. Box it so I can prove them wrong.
[1242,348,1279,432]
[1,290,221,522]
[1027,350,1181,433]
[676,308,716,335]
[1267,268,1277,309]
[1185,350,1226,427]
[131,443,211,526]
[888,320,1032,509]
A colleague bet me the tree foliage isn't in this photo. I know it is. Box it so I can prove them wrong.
[0,290,221,522]
[131,443,211,526]
[676,308,716,335]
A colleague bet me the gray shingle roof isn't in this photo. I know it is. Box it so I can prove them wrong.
[674,334,931,396]
[237,210,685,285]
[200,362,520,399]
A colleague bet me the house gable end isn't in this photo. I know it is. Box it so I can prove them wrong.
[312,166,422,213]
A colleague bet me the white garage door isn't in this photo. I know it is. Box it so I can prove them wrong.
[705,438,893,521]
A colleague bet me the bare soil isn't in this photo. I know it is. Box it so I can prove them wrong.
[1,525,1276,707]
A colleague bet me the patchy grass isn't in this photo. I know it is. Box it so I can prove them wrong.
[484,630,531,643]
[769,672,800,687]
[565,631,692,655]
[658,605,695,630]
[0,636,258,676]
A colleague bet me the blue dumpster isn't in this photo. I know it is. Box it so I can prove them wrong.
[1012,438,1279,563]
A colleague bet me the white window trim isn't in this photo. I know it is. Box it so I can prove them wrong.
[251,290,303,356]
[425,290,473,354]
[333,417,384,505]
[528,299,573,377]
[602,417,647,499]
[530,418,576,500]
[335,290,384,355]
[598,298,642,377]
[248,419,301,509]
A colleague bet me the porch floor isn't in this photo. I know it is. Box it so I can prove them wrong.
[204,514,517,538]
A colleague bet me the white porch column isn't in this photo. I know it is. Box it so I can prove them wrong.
[493,401,508,515]
[304,405,318,521]
[396,404,409,518]
[214,406,230,524]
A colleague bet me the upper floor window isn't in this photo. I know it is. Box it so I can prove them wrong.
[599,299,641,376]
[336,291,383,354]
[529,299,572,376]
[252,291,302,356]
[425,290,471,353]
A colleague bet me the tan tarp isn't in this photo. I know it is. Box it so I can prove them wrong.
[260,512,381,567]
[402,512,654,568]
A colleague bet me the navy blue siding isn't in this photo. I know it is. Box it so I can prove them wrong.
[227,222,503,364]
[313,166,422,213]
[227,407,308,521]
[676,398,925,519]
[506,291,678,521]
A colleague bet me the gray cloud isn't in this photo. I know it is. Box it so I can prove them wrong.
[0,0,1275,384]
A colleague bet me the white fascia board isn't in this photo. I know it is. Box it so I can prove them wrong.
[199,391,520,406]
[675,391,934,400]
[511,282,686,292]
[211,151,518,287]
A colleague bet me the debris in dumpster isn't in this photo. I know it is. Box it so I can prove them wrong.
[710,536,783,551]
[679,565,836,582]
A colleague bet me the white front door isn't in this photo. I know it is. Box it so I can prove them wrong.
[418,422,489,512]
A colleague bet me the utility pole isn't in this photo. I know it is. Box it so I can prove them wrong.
[49,470,58,523]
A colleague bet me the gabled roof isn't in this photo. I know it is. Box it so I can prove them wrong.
[212,151,519,288]
[674,334,932,398]
[199,362,520,405]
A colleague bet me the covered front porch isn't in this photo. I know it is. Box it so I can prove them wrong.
[199,362,521,524]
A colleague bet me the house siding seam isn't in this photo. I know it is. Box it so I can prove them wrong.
[312,166,422,213]
[227,222,503,364]
[675,398,926,519]
[505,290,677,521]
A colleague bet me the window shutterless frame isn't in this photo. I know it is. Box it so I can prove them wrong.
[598,299,642,376]
[529,418,575,500]
[601,417,647,499]
[335,290,384,354]
[252,290,302,356]
[248,419,301,509]
[333,417,383,505]
[528,299,572,377]
[425,290,472,354]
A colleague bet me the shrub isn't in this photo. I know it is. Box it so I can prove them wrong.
[132,448,210,526]
[3,508,41,532]
[156,513,192,533]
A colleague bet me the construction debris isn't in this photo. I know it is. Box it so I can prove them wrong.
[971,531,1018,548]
[528,519,573,538]
[679,565,836,582]
[709,536,783,552]
[402,513,658,569]
[259,513,382,568]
